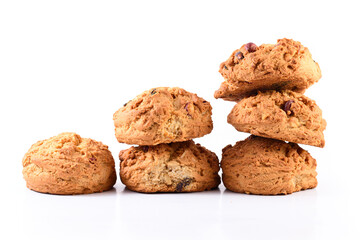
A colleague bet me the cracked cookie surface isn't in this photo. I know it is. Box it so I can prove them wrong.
[22,132,116,195]
[113,87,213,145]
[119,140,221,193]
[214,38,321,101]
[221,136,317,195]
[227,90,326,147]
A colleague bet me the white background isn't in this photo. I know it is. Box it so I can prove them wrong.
[1,0,359,239]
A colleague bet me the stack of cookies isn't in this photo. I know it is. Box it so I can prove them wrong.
[214,38,326,195]
[113,87,221,193]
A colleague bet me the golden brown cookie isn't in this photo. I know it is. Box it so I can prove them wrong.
[22,132,116,195]
[113,87,213,145]
[214,38,321,101]
[227,90,326,147]
[221,136,317,195]
[119,140,220,193]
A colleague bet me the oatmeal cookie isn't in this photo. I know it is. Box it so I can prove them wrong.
[221,136,317,195]
[114,87,213,145]
[22,132,116,194]
[214,38,321,101]
[119,140,220,193]
[227,90,326,147]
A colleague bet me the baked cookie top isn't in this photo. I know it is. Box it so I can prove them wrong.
[227,90,326,147]
[221,135,316,168]
[113,87,213,145]
[22,132,116,194]
[214,38,321,101]
[119,140,221,193]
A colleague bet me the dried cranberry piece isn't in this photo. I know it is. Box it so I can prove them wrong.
[89,157,96,164]
[283,100,295,113]
[175,178,192,192]
[184,102,190,111]
[245,42,257,53]
[150,89,157,95]
[184,102,192,117]
[235,51,244,60]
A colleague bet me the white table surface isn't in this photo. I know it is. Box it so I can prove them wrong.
[6,170,356,240]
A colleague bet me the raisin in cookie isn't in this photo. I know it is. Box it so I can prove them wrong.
[214,38,321,101]
[227,90,326,147]
[221,136,317,195]
[22,132,116,195]
[119,140,220,193]
[113,87,213,145]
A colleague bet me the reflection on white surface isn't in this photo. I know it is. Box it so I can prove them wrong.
[19,188,118,239]
[220,189,319,239]
[15,183,348,240]
[118,187,222,239]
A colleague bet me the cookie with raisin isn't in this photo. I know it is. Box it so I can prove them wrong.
[215,38,321,101]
